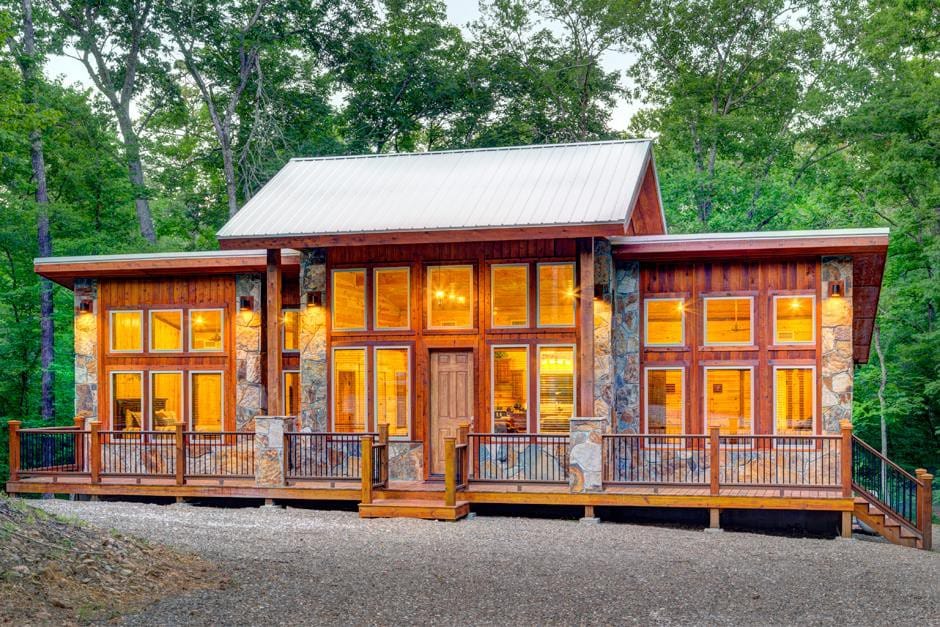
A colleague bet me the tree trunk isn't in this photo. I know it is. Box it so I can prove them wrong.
[115,110,156,243]
[221,134,239,217]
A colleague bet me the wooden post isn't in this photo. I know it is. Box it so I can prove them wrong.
[444,436,456,507]
[265,248,282,416]
[282,432,291,484]
[709,426,720,496]
[916,469,933,550]
[175,422,185,486]
[8,420,20,482]
[840,420,853,498]
[709,508,720,530]
[360,435,373,505]
[577,237,594,417]
[89,421,101,484]
[841,511,853,539]
[73,416,84,429]
[73,416,85,473]
[378,423,389,445]
[458,423,470,486]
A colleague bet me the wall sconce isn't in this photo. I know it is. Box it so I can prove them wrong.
[77,299,93,314]
[305,291,323,307]
[829,280,845,298]
[593,283,610,300]
[239,295,255,312]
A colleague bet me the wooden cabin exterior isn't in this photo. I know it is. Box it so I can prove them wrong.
[9,141,932,549]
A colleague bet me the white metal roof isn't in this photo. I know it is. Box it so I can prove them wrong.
[608,227,889,246]
[34,249,300,266]
[217,140,655,240]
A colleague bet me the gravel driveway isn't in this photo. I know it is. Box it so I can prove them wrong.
[33,500,939,626]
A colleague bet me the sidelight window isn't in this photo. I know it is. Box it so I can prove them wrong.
[282,309,299,351]
[492,346,528,433]
[375,348,410,438]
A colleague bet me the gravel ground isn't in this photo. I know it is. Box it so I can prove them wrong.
[31,500,939,626]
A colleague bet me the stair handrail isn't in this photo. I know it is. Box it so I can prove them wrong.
[852,435,921,485]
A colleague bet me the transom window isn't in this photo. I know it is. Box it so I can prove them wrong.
[150,310,183,352]
[704,367,753,436]
[703,297,753,346]
[644,299,684,346]
[645,368,683,435]
[375,268,410,330]
[332,269,367,330]
[491,265,528,328]
[190,309,224,352]
[427,265,473,329]
[492,346,528,433]
[537,345,575,433]
[774,367,815,436]
[773,295,815,344]
[110,311,143,352]
[537,263,576,327]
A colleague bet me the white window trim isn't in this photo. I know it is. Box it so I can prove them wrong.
[772,365,817,441]
[490,264,529,329]
[426,264,474,330]
[536,262,577,328]
[109,370,144,436]
[643,298,686,347]
[331,268,368,331]
[373,267,411,331]
[188,370,225,434]
[188,308,225,353]
[536,344,577,434]
[150,370,184,430]
[373,346,412,439]
[703,365,755,438]
[282,309,300,352]
[148,309,184,353]
[703,296,755,346]
[283,369,300,416]
[490,345,529,432]
[643,366,685,442]
[330,346,368,433]
[772,294,816,345]
[109,310,144,353]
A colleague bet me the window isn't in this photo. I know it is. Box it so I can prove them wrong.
[492,347,528,433]
[645,368,683,435]
[151,372,183,431]
[427,265,473,329]
[774,367,815,436]
[110,311,142,352]
[538,346,575,433]
[332,269,366,330]
[284,371,300,416]
[190,372,223,432]
[375,268,410,330]
[644,299,684,346]
[375,348,410,437]
[333,348,366,432]
[111,371,143,434]
[150,310,183,352]
[537,263,576,326]
[491,265,528,328]
[283,309,299,351]
[774,295,815,344]
[704,297,753,345]
[704,367,753,436]
[190,309,224,351]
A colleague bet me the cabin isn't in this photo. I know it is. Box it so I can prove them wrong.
[8,141,932,549]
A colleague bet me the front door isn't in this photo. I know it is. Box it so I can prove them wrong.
[429,351,474,476]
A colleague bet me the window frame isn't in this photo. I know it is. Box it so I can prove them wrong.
[330,346,368,433]
[772,365,817,440]
[373,345,412,439]
[643,298,686,347]
[490,344,530,433]
[772,294,816,346]
[149,370,184,431]
[109,309,144,354]
[643,366,685,440]
[283,369,300,416]
[535,261,577,328]
[373,267,412,331]
[188,370,225,435]
[148,309,184,353]
[426,264,475,330]
[702,295,755,347]
[535,343,577,434]
[188,308,225,353]
[703,365,755,438]
[109,369,144,435]
[282,308,300,353]
[490,263,530,329]
[331,268,368,332]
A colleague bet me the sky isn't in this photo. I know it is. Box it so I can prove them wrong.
[44,0,639,132]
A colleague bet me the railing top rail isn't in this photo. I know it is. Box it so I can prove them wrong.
[852,435,922,484]
[469,432,567,438]
[602,433,706,438]
[19,427,84,433]
[287,431,378,437]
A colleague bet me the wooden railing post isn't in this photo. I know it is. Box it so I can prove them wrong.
[378,423,389,444]
[840,420,853,498]
[709,426,720,495]
[175,423,185,486]
[444,436,457,506]
[89,421,101,484]
[458,423,470,486]
[361,435,374,505]
[8,420,20,481]
[73,416,85,473]
[283,431,291,484]
[915,469,933,550]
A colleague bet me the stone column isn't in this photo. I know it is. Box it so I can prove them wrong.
[74,279,98,421]
[612,260,640,433]
[299,249,328,432]
[235,274,264,430]
[593,239,614,421]
[821,256,853,433]
[569,417,607,492]
[254,415,292,487]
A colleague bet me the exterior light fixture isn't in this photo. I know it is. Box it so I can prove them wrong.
[305,291,323,307]
[77,299,93,314]
[593,283,610,299]
[829,280,845,298]
[239,295,255,312]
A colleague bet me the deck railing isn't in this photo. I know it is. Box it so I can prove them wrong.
[285,432,374,481]
[99,431,176,477]
[468,433,569,483]
[185,432,255,478]
[17,426,89,475]
[603,434,709,486]
[851,436,919,526]
[718,435,842,489]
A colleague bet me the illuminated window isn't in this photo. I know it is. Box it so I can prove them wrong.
[705,367,752,435]
[283,309,299,351]
[150,310,183,352]
[190,309,224,352]
[644,299,684,346]
[333,348,366,432]
[645,368,683,435]
[375,348,410,437]
[375,268,410,330]
[704,297,753,345]
[110,311,142,352]
[775,367,814,435]
[491,265,528,328]
[774,295,815,344]
[284,371,300,416]
[190,372,223,432]
[538,346,575,433]
[111,371,143,433]
[332,269,366,330]
[537,263,576,326]
[492,347,528,433]
[427,265,473,329]
[151,372,183,431]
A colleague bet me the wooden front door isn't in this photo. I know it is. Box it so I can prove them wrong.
[429,351,474,476]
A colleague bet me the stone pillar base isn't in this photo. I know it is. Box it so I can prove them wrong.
[254,416,293,487]
[569,418,608,493]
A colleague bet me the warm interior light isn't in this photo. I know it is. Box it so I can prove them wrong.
[790,298,801,310]
[193,315,205,327]
[677,301,684,313]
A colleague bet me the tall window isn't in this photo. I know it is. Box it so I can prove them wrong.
[375,268,410,330]
[704,297,753,345]
[190,309,224,351]
[492,347,528,432]
[284,371,300,416]
[427,265,473,329]
[332,269,366,330]
[491,265,528,328]
[375,348,410,437]
[705,367,752,435]
[538,346,575,433]
[333,348,366,432]
[283,310,299,351]
[537,263,576,326]
[111,371,143,433]
[645,368,683,435]
[190,372,223,432]
[644,299,684,346]
[774,295,815,344]
[151,372,182,431]
[150,310,183,352]
[775,367,814,435]
[110,311,142,352]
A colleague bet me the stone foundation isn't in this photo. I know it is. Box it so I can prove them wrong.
[821,256,853,433]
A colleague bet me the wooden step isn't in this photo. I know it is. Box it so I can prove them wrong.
[358,498,469,521]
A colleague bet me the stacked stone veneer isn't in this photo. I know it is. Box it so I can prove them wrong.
[611,260,640,433]
[74,279,99,421]
[99,440,254,477]
[593,240,614,420]
[569,418,607,492]
[474,439,567,482]
[255,416,292,486]
[389,442,423,481]
[821,256,853,433]
[299,249,328,432]
[235,274,264,430]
